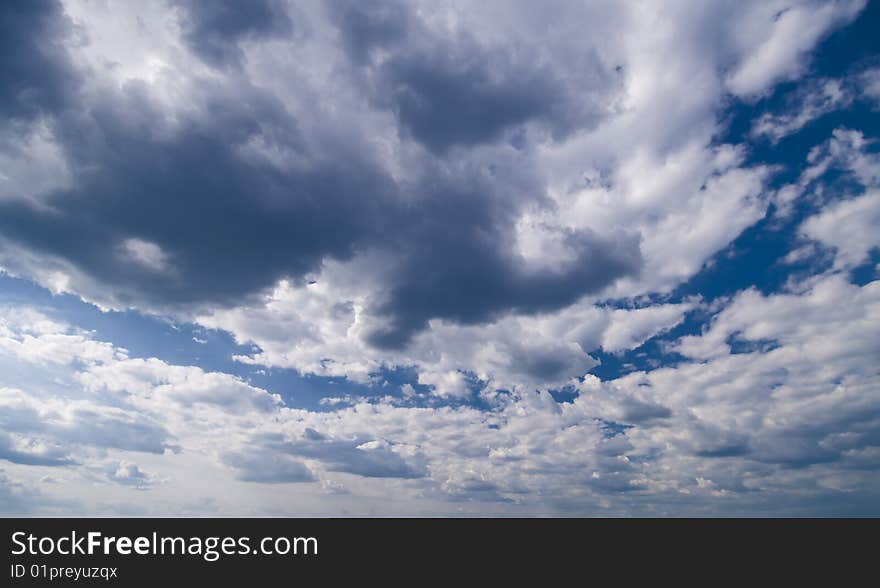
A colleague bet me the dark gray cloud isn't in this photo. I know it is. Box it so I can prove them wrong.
[327,0,410,64]
[369,197,641,347]
[0,81,397,307]
[377,49,575,153]
[330,0,613,153]
[0,1,637,348]
[0,0,75,126]
[173,0,293,67]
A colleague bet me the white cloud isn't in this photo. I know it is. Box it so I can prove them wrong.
[601,303,694,353]
[725,0,864,98]
[802,189,880,269]
[772,127,880,270]
[119,238,171,273]
[417,370,470,399]
[862,67,880,108]
[102,460,161,489]
[0,121,72,203]
[752,78,852,143]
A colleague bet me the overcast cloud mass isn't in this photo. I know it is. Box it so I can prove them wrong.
[0,0,878,515]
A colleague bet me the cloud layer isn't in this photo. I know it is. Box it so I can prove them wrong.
[0,0,878,515]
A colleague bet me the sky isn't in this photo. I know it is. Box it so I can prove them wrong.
[0,0,878,516]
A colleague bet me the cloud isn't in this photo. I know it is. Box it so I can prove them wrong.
[78,357,283,413]
[751,78,852,143]
[0,79,398,310]
[0,0,76,124]
[750,65,880,145]
[261,429,427,479]
[0,386,172,455]
[666,275,880,465]
[173,0,293,68]
[417,370,470,399]
[601,303,694,353]
[0,429,73,466]
[326,0,410,64]
[367,216,641,348]
[771,127,880,270]
[221,451,315,484]
[802,188,880,269]
[328,0,619,150]
[861,67,880,108]
[725,0,864,98]
[119,238,172,273]
[102,460,161,489]
[198,273,691,393]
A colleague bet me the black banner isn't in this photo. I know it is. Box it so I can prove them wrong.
[1,518,874,585]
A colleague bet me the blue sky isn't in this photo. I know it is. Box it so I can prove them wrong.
[0,0,879,515]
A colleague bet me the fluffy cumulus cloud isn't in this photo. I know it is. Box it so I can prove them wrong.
[0,0,878,515]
